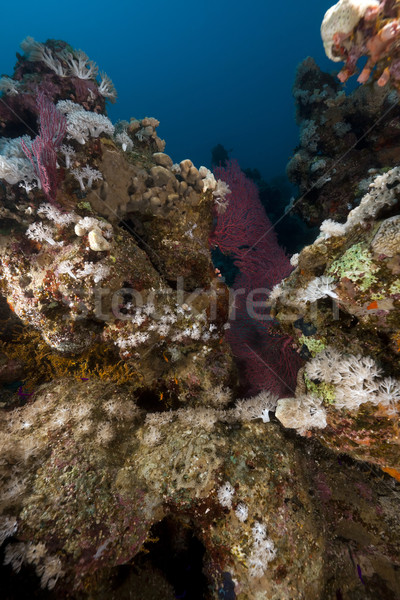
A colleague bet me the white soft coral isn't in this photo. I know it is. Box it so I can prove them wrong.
[305,347,397,412]
[248,522,276,578]
[217,481,235,509]
[57,101,114,144]
[299,275,338,303]
[376,377,400,415]
[60,49,98,79]
[233,390,278,423]
[98,72,117,102]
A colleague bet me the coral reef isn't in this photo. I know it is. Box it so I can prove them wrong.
[269,0,400,480]
[0,33,399,600]
[0,39,235,406]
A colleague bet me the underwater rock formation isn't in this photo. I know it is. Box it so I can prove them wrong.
[0,36,238,596]
[1,379,400,598]
[272,1,400,483]
[273,161,400,474]
[287,56,400,226]
[0,38,234,400]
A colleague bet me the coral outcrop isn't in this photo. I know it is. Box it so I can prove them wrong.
[287,56,400,226]
[0,38,234,403]
[272,163,400,474]
[272,0,399,480]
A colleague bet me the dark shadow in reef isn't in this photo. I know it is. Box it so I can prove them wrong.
[113,516,209,600]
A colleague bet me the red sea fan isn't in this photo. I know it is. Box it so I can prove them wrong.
[211,160,302,397]
[21,91,66,202]
[211,160,292,289]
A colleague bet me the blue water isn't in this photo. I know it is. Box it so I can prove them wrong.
[0,0,334,179]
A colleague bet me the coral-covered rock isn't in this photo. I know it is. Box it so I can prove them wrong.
[1,379,399,598]
[287,57,400,226]
[0,37,233,397]
[271,164,400,473]
[0,38,108,138]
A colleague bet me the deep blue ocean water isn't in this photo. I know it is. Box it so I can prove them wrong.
[0,0,334,180]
